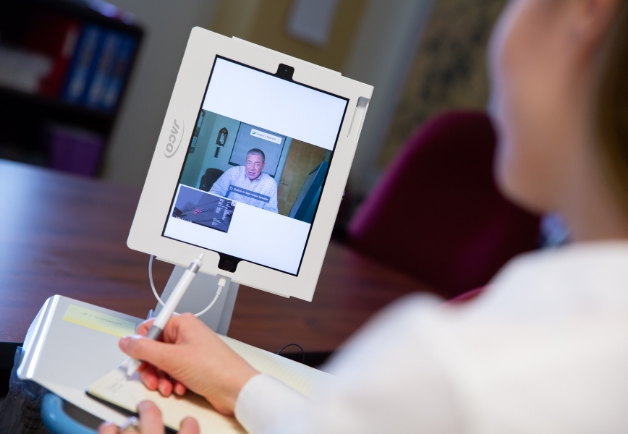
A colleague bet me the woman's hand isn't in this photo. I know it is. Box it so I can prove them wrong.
[119,313,259,415]
[98,400,199,433]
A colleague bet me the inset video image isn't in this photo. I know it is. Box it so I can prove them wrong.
[178,111,331,224]
[172,185,235,233]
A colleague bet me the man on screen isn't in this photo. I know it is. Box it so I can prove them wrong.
[209,148,279,213]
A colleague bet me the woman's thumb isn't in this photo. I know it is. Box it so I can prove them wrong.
[120,335,173,371]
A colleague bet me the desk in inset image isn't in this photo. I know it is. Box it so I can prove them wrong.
[0,159,430,376]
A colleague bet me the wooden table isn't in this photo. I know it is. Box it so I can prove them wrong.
[0,160,430,370]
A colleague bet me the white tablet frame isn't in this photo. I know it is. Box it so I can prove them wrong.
[128,28,372,301]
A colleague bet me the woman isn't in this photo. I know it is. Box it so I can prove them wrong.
[100,0,628,432]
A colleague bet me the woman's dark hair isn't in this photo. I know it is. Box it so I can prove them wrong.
[595,1,628,210]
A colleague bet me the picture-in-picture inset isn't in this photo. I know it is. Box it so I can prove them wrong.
[172,185,235,233]
[178,110,331,224]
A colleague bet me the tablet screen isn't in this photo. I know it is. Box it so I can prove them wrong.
[163,57,348,275]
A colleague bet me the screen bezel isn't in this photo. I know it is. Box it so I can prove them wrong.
[161,55,349,277]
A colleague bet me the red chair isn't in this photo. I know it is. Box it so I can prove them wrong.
[347,111,541,300]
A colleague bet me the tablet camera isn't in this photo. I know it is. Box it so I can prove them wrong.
[275,63,294,81]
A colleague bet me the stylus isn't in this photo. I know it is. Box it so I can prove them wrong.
[126,253,204,377]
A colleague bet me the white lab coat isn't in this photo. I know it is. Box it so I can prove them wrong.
[235,242,628,433]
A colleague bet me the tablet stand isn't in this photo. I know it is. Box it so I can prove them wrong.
[154,266,239,335]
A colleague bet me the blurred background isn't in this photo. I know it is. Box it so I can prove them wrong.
[0,0,554,299]
[0,0,502,190]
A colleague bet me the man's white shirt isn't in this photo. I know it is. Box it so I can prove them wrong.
[210,166,278,213]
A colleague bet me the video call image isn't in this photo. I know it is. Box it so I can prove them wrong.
[178,110,331,225]
[172,185,235,233]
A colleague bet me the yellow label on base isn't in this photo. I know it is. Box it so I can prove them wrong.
[63,304,136,338]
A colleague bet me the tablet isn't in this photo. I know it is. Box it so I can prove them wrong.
[128,28,372,300]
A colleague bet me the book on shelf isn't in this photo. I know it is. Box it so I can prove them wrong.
[62,24,105,104]
[62,24,138,111]
[5,6,140,111]
[0,47,52,94]
[101,34,136,111]
[85,30,122,109]
[21,10,82,98]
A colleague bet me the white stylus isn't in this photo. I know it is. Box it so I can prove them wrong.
[126,253,204,377]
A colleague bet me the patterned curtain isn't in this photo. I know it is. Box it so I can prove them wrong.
[378,0,507,168]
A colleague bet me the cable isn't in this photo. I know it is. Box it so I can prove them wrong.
[149,255,227,317]
[276,343,306,364]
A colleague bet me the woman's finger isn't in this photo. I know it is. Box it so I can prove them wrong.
[97,421,119,434]
[179,417,200,434]
[119,335,176,373]
[156,369,173,396]
[139,363,159,391]
[134,319,155,336]
[137,401,165,434]
[173,379,187,396]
